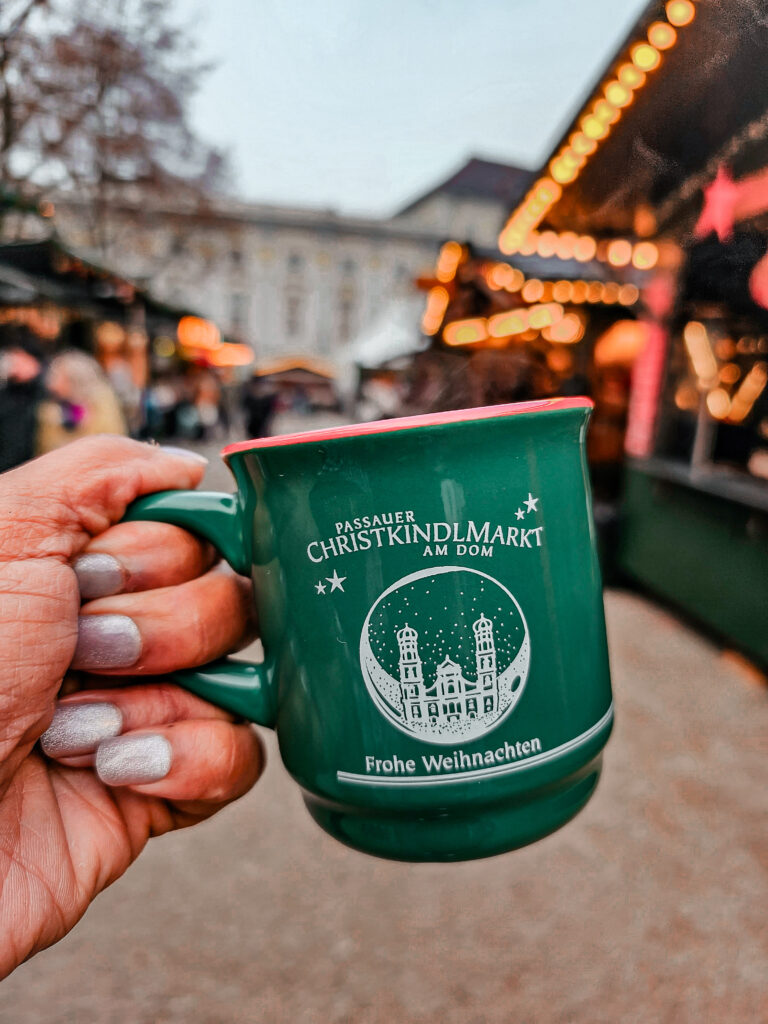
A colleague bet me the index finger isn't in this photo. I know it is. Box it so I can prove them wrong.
[74,521,216,599]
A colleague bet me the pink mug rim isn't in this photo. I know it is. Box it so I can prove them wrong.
[221,396,593,457]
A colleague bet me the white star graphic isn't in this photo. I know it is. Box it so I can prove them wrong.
[315,581,327,595]
[326,569,347,592]
[524,492,539,513]
[515,508,525,520]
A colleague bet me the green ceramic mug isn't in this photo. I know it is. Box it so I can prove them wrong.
[125,398,613,862]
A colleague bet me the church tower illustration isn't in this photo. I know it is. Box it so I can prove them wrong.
[397,624,423,704]
[473,613,498,713]
[396,614,499,727]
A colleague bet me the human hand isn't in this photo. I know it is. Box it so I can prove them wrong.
[0,437,263,978]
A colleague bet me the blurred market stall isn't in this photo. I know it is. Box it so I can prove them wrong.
[0,235,254,453]
[409,0,768,665]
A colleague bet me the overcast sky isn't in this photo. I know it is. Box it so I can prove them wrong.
[177,0,648,216]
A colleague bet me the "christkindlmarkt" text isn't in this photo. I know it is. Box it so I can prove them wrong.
[307,515,543,563]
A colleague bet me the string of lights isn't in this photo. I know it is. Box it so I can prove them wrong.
[499,1,697,255]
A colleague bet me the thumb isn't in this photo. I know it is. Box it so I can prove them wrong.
[0,436,209,561]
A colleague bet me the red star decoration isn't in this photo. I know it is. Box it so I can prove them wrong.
[694,165,739,242]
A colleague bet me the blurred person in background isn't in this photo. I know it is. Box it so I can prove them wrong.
[193,365,223,439]
[241,375,277,438]
[38,350,127,453]
[0,326,47,473]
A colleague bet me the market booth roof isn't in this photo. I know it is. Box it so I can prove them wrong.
[254,356,337,381]
[499,0,768,242]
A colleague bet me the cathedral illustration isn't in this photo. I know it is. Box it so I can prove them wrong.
[396,614,499,726]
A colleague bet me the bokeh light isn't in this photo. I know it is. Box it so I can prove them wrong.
[666,0,695,27]
[648,21,677,50]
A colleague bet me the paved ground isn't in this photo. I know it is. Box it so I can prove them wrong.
[2,420,767,1023]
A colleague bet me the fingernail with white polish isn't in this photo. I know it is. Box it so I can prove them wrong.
[96,734,172,786]
[73,614,142,670]
[41,702,123,757]
[74,553,126,600]
[159,445,208,464]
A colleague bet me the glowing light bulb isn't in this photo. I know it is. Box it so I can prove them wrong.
[556,232,577,260]
[706,388,731,419]
[607,239,633,267]
[648,21,677,49]
[582,116,610,140]
[632,43,661,71]
[522,279,545,303]
[560,148,582,170]
[443,318,488,347]
[436,240,464,282]
[593,100,619,125]
[618,62,646,89]
[544,313,584,344]
[571,132,597,156]
[535,178,562,204]
[550,159,578,184]
[666,0,695,27]
[618,284,640,305]
[683,321,718,384]
[537,231,558,258]
[573,236,597,262]
[632,242,659,270]
[604,81,632,107]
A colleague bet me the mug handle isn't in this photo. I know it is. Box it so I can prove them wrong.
[123,490,276,726]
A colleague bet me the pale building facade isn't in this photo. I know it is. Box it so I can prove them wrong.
[46,157,530,365]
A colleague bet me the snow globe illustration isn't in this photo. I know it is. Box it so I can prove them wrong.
[359,566,530,745]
